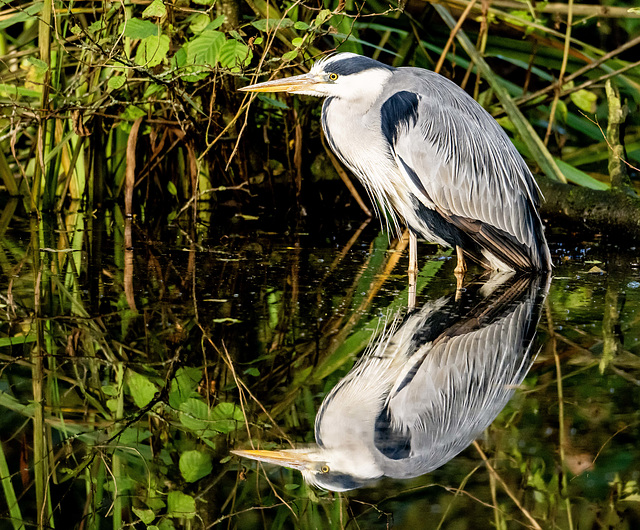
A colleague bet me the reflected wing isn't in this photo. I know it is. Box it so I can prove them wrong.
[374,274,548,477]
[382,71,550,270]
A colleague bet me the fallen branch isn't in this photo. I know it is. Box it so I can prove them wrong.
[537,176,640,240]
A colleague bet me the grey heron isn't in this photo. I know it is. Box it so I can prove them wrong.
[240,53,552,283]
[232,272,550,491]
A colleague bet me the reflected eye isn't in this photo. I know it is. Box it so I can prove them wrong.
[328,73,338,81]
[320,465,330,473]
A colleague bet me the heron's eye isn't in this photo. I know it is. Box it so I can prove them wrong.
[320,465,330,473]
[328,73,338,81]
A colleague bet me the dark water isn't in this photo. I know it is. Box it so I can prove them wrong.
[1,202,640,529]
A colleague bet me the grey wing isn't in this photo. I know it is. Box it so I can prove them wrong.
[382,71,551,270]
[377,299,537,478]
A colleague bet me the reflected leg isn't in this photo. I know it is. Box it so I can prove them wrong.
[408,231,417,309]
[454,245,466,294]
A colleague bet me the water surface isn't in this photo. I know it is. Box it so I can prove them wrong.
[1,204,640,529]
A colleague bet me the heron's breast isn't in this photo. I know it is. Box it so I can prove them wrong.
[323,100,390,172]
[323,100,413,203]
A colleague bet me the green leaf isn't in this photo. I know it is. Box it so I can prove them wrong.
[178,398,211,433]
[121,105,146,121]
[284,483,300,490]
[257,94,289,109]
[143,83,163,98]
[27,57,48,72]
[314,9,332,26]
[179,450,213,482]
[142,0,166,18]
[104,475,135,493]
[192,0,215,6]
[555,159,609,190]
[101,384,118,397]
[88,19,105,34]
[0,335,37,347]
[251,18,294,31]
[133,507,156,525]
[209,15,226,29]
[167,491,195,519]
[507,9,533,27]
[178,399,243,436]
[123,18,160,39]
[496,116,516,135]
[127,370,158,408]
[211,402,244,422]
[243,367,260,376]
[0,3,42,30]
[169,367,201,408]
[187,30,226,66]
[570,89,598,114]
[189,13,210,34]
[135,34,170,67]
[292,37,303,47]
[218,40,252,69]
[556,99,568,123]
[108,76,126,90]
[294,21,309,30]
[282,50,298,62]
[167,181,177,196]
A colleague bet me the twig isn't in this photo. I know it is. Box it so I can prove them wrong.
[516,34,640,108]
[579,112,640,174]
[435,0,478,74]
[173,182,252,220]
[473,441,543,530]
[547,301,574,530]
[210,340,296,516]
[591,423,632,469]
[433,0,476,74]
[543,0,573,145]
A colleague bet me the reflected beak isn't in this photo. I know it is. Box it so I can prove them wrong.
[238,73,319,94]
[231,448,315,470]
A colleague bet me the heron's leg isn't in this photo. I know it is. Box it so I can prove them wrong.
[408,231,418,309]
[454,246,466,294]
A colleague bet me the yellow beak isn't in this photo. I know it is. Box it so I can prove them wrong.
[238,73,318,94]
[231,448,315,470]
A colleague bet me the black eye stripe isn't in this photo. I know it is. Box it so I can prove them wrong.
[325,55,394,76]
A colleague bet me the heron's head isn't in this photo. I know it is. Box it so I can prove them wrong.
[231,445,380,492]
[239,53,394,101]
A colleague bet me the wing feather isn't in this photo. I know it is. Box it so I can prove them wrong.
[383,70,550,270]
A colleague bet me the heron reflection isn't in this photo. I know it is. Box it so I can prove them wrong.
[233,273,550,491]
